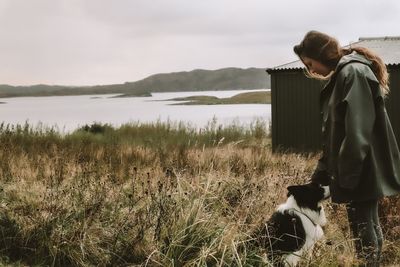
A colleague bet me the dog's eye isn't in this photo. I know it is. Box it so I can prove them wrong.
[317,207,322,212]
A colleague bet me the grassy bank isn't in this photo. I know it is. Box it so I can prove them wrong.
[167,91,271,105]
[0,121,399,266]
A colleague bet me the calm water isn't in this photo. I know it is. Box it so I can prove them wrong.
[0,89,271,132]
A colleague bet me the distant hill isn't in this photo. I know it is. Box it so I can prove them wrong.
[0,67,270,98]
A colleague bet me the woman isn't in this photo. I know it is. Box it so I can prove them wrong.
[293,31,400,266]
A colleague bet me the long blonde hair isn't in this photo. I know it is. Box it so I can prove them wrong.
[294,31,390,96]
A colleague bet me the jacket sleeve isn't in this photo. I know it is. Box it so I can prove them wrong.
[337,66,376,189]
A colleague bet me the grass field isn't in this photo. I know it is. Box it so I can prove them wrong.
[0,121,398,266]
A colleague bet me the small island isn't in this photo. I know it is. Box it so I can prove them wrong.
[166,91,271,105]
[109,92,152,98]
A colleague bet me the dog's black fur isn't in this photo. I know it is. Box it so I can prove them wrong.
[251,183,328,266]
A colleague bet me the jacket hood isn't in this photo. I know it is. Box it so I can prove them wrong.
[336,51,372,71]
[322,52,373,90]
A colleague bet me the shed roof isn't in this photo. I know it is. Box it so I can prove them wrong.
[268,36,400,72]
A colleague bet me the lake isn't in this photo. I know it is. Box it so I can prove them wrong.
[0,89,271,133]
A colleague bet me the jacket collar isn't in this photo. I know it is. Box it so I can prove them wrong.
[321,52,373,94]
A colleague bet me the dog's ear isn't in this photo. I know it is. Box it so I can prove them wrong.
[287,185,301,197]
[287,184,310,202]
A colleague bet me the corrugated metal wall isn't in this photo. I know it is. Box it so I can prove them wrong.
[271,71,325,152]
[385,67,400,143]
[271,66,400,152]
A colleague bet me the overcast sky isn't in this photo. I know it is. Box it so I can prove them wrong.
[0,0,399,86]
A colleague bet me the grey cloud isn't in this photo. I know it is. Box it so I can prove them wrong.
[0,0,399,85]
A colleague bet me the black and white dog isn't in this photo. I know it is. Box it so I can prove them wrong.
[253,183,330,266]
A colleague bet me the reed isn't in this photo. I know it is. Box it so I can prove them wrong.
[0,121,398,266]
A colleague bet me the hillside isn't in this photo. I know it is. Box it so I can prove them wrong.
[0,67,270,98]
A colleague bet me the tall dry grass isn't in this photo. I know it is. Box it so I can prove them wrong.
[0,121,398,266]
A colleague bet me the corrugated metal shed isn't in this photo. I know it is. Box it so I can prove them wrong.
[267,36,400,152]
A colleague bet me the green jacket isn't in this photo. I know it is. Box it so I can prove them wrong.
[312,52,400,203]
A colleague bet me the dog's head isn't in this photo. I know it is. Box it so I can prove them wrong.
[287,183,329,210]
